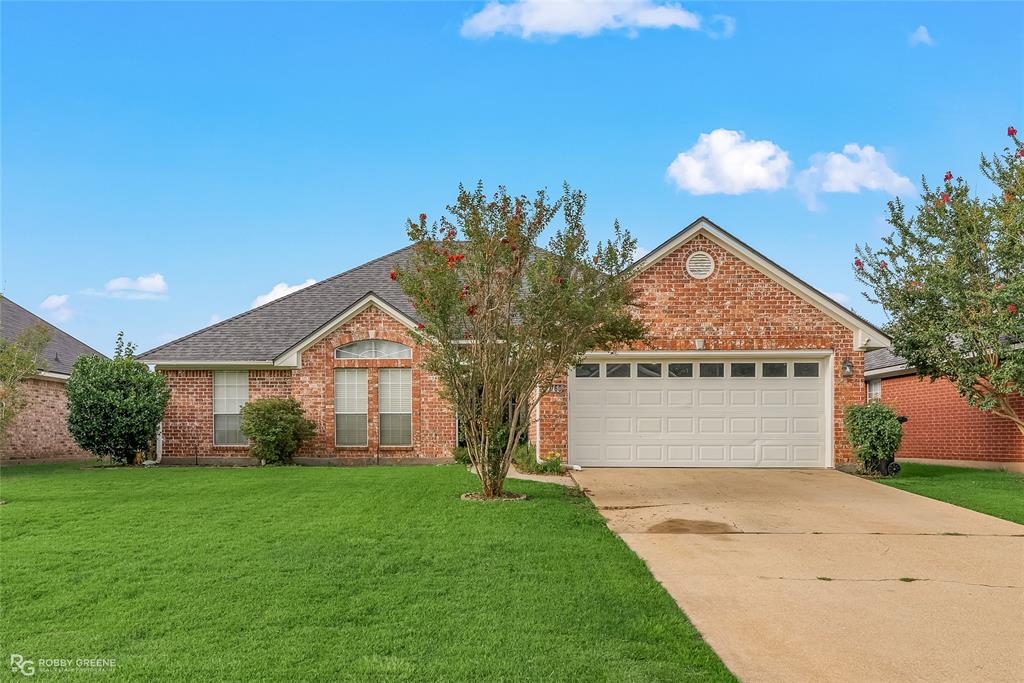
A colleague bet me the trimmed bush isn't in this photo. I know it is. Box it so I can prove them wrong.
[239,398,315,465]
[66,333,170,465]
[844,402,903,473]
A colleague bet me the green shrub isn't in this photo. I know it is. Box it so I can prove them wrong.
[512,443,563,474]
[239,398,315,465]
[844,403,903,472]
[66,333,170,465]
[452,446,471,465]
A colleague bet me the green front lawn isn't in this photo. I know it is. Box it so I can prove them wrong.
[0,464,731,681]
[880,463,1024,524]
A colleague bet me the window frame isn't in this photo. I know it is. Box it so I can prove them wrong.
[334,339,412,360]
[730,362,756,378]
[668,362,693,378]
[213,370,249,446]
[794,362,820,378]
[378,368,413,447]
[762,362,788,378]
[637,362,662,378]
[698,362,725,378]
[575,363,600,378]
[605,363,631,378]
[867,379,882,402]
[334,368,369,447]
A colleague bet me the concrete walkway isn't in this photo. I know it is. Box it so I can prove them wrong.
[574,468,1024,683]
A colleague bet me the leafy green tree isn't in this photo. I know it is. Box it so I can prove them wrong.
[855,127,1024,433]
[240,398,316,465]
[0,313,51,438]
[66,332,170,464]
[397,183,645,497]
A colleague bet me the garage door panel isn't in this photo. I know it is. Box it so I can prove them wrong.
[568,356,829,468]
[793,417,821,434]
[698,444,727,462]
[761,417,789,434]
[637,417,663,433]
[636,445,664,462]
[699,417,726,433]
[667,445,696,462]
[730,390,757,406]
[761,444,790,462]
[730,445,757,463]
[667,417,694,434]
[605,417,632,434]
[793,390,821,406]
[730,417,757,434]
[636,390,664,406]
[698,390,726,406]
[668,390,694,406]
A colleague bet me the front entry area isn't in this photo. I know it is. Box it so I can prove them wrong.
[567,354,831,468]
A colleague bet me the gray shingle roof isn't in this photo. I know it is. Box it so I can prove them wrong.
[138,245,421,363]
[864,347,908,372]
[1,297,105,375]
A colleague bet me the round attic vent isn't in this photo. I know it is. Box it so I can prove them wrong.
[686,251,715,279]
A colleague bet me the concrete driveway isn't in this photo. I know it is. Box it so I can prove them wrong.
[574,469,1024,683]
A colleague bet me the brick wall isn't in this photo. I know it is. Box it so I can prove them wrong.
[293,304,455,459]
[159,304,455,461]
[880,374,1024,464]
[0,377,90,461]
[535,233,865,465]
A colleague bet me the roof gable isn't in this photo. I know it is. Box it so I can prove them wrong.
[1,297,104,376]
[630,217,890,351]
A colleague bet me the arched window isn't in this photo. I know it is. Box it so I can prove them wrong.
[335,339,412,360]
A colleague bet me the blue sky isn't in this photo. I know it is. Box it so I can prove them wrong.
[3,1,1021,355]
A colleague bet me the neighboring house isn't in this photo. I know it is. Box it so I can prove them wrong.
[0,298,104,461]
[865,348,1024,472]
[139,218,889,468]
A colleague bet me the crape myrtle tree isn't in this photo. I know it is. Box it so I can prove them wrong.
[855,126,1024,433]
[396,183,646,497]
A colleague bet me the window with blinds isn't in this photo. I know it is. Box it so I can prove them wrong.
[214,371,248,445]
[334,368,368,446]
[379,368,412,446]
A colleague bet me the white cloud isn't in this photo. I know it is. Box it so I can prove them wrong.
[666,129,791,195]
[462,0,720,39]
[40,294,72,322]
[251,279,316,309]
[706,14,735,39]
[825,291,851,307]
[909,25,934,47]
[796,144,913,210]
[633,245,651,260]
[85,273,168,300]
[209,313,223,325]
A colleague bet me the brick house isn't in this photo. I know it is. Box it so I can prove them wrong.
[139,218,889,468]
[0,298,104,462]
[865,348,1024,472]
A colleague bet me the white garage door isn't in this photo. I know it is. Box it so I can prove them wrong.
[568,356,830,468]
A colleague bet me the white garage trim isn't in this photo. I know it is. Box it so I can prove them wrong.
[568,351,834,468]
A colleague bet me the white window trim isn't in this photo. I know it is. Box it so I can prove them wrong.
[378,368,413,447]
[334,368,369,447]
[335,339,412,360]
[213,370,249,446]
[867,379,882,402]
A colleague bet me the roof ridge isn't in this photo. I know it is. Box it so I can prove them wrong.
[138,242,417,358]
[0,295,106,357]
